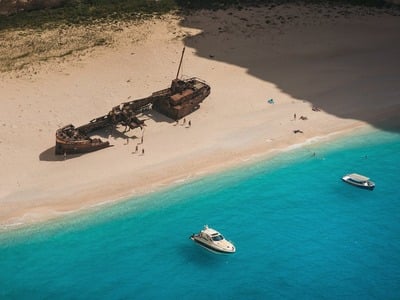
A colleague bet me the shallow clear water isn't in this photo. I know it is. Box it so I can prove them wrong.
[1,128,399,299]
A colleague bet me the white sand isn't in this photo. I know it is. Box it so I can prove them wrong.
[1,4,399,228]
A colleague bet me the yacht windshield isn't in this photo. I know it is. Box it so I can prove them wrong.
[212,235,224,241]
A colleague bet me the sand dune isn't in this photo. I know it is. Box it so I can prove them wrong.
[0,4,399,228]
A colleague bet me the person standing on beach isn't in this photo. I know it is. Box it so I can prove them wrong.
[294,113,297,120]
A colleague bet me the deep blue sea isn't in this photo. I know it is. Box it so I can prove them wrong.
[1,128,399,300]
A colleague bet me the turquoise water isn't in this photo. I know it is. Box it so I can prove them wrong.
[1,128,400,299]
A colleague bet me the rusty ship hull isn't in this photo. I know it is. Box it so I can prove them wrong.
[152,78,210,120]
[55,77,210,155]
[55,48,210,155]
[55,136,110,155]
[55,124,110,155]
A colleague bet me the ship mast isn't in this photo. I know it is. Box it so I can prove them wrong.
[175,47,186,79]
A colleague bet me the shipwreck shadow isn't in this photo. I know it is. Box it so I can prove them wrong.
[93,127,139,141]
[178,5,400,133]
[39,146,84,161]
[88,111,175,141]
[142,110,176,124]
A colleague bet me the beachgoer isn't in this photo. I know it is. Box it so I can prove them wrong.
[135,145,138,152]
[183,118,186,125]
[294,113,297,120]
[64,151,67,160]
[188,120,191,127]
[142,148,145,155]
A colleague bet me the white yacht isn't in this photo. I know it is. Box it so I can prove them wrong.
[190,225,236,254]
[342,173,375,190]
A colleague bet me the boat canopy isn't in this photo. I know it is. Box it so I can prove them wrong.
[347,173,370,182]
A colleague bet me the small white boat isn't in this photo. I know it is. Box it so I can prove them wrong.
[342,173,375,190]
[190,225,236,254]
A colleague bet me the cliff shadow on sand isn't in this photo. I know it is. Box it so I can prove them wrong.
[179,3,400,133]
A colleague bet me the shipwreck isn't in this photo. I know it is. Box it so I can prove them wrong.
[55,48,211,155]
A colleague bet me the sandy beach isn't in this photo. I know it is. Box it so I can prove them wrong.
[0,3,399,228]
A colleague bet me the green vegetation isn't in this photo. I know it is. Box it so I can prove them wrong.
[0,0,398,73]
[0,0,176,30]
[0,0,396,30]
